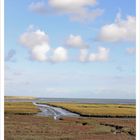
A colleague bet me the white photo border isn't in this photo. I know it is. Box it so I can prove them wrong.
[0,0,4,139]
[136,0,140,139]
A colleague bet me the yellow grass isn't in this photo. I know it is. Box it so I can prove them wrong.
[5,96,36,100]
[46,102,136,117]
[5,102,40,115]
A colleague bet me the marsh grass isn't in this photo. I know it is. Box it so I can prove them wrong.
[43,102,136,117]
[5,102,136,140]
[5,102,40,115]
[5,96,36,100]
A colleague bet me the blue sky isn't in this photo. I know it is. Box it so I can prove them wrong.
[5,0,136,99]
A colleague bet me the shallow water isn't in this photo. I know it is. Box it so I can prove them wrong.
[38,98,136,104]
[5,98,135,104]
[33,102,79,119]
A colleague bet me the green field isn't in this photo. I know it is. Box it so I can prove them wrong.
[44,102,136,117]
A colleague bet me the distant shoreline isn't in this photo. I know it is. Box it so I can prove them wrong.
[5,96,136,104]
[4,96,37,100]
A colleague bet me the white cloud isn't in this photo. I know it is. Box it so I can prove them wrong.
[89,47,109,62]
[19,27,109,63]
[51,47,68,62]
[65,34,89,49]
[48,0,97,8]
[29,1,47,14]
[98,12,136,42]
[19,28,50,61]
[20,28,68,62]
[31,43,50,61]
[29,0,103,22]
[49,0,102,22]
[126,47,136,54]
[79,47,109,62]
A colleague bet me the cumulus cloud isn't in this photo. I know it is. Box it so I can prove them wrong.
[79,47,109,62]
[51,47,68,62]
[19,27,109,63]
[98,12,136,42]
[29,0,103,22]
[5,49,16,62]
[31,43,50,61]
[65,34,89,49]
[88,47,109,62]
[65,35,109,62]
[19,27,69,63]
[49,0,103,22]
[126,47,136,54]
[19,28,50,61]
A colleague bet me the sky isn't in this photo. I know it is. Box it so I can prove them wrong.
[5,0,136,99]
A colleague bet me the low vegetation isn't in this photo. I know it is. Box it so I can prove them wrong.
[5,96,36,100]
[43,102,136,117]
[5,115,135,140]
[5,102,40,115]
[5,102,135,140]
